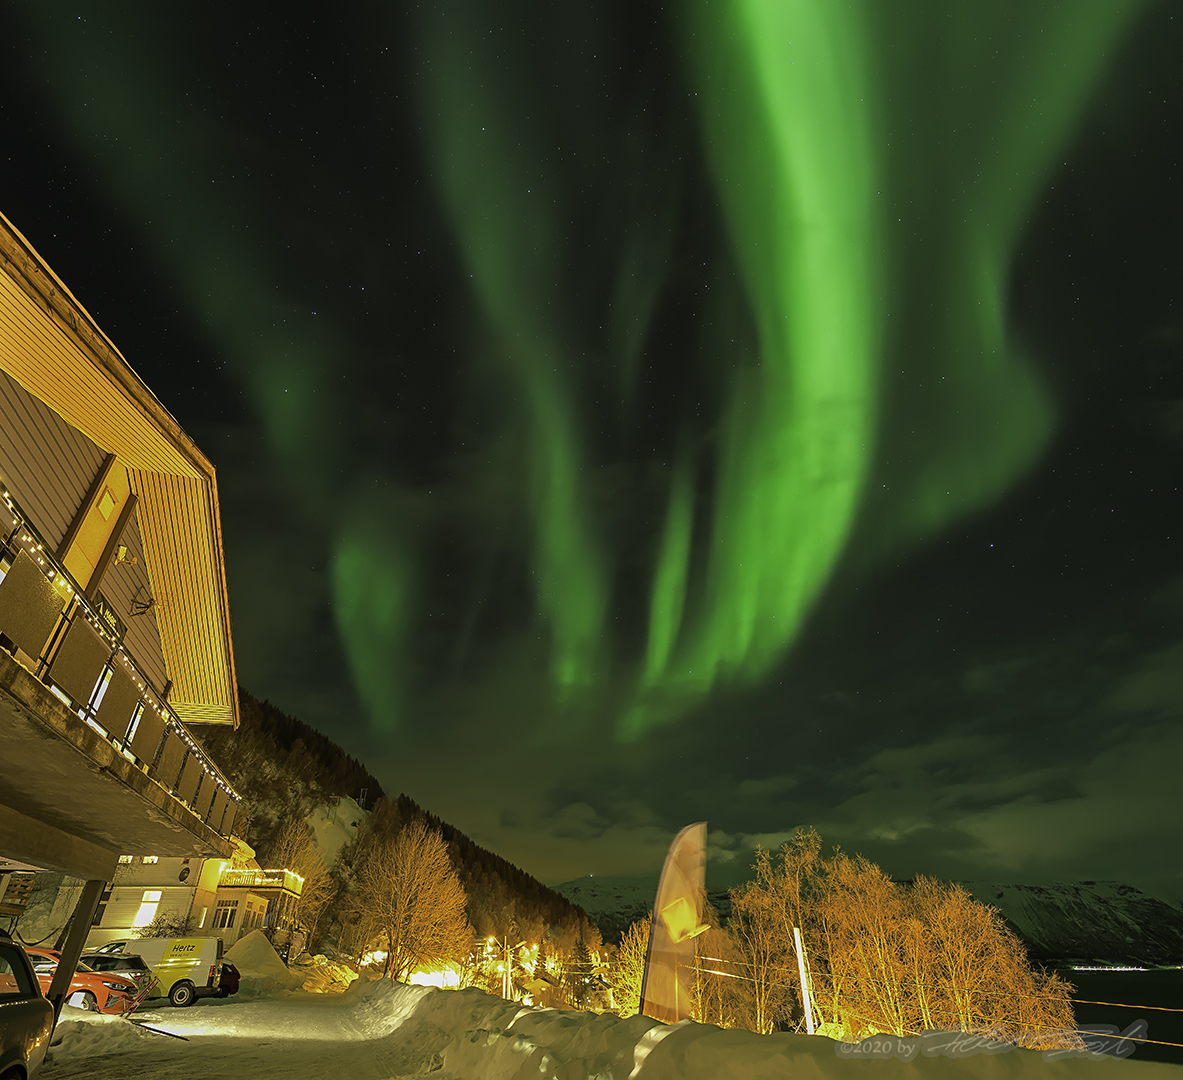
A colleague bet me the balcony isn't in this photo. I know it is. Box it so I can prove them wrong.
[0,481,239,871]
[218,868,305,895]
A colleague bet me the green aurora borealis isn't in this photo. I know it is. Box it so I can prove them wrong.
[411,0,1149,735]
[4,0,1181,890]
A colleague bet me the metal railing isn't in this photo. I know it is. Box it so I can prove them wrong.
[218,868,305,895]
[0,482,240,835]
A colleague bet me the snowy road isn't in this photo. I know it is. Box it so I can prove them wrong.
[44,982,463,1080]
[41,979,1183,1080]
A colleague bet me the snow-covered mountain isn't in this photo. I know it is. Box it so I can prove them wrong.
[556,875,1183,965]
[553,876,656,914]
[965,881,1183,966]
[552,875,735,944]
[551,876,656,943]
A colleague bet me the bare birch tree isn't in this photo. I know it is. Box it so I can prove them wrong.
[269,819,336,945]
[729,877,792,1033]
[612,914,650,1017]
[351,820,471,981]
[723,829,1078,1048]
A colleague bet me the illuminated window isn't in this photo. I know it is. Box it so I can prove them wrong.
[90,669,113,712]
[49,685,72,707]
[141,856,159,865]
[118,855,133,865]
[97,488,116,520]
[133,890,162,927]
[213,898,238,929]
[125,703,145,745]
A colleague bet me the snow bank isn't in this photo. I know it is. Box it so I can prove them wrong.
[42,977,1179,1079]
[48,1005,156,1064]
[431,990,657,1079]
[340,974,437,1036]
[408,986,1179,1080]
[292,951,359,993]
[354,981,1174,1080]
[224,929,304,997]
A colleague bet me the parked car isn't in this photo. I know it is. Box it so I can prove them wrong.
[22,947,137,1014]
[80,951,152,990]
[86,938,225,1006]
[218,960,240,998]
[0,931,54,1079]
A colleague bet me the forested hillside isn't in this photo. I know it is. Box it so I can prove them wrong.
[198,687,596,952]
[348,793,599,947]
[197,688,386,857]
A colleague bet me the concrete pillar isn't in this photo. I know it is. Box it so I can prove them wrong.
[47,877,105,1018]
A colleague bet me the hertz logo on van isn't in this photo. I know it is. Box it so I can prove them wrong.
[170,945,198,954]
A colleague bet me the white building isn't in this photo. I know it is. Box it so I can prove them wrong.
[86,842,303,951]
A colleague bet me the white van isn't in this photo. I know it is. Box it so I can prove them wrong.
[93,937,224,1006]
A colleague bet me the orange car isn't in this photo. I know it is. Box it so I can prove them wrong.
[23,947,138,1015]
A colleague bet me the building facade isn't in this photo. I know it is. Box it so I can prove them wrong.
[85,846,304,952]
[0,209,243,1007]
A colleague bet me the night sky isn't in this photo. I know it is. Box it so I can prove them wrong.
[2,2,1180,896]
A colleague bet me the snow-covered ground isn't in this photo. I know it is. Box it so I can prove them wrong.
[42,923,1179,1078]
[42,977,1181,1080]
[306,795,366,865]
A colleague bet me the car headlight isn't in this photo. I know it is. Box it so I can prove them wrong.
[102,981,130,991]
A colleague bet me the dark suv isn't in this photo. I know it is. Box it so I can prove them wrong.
[0,930,54,1079]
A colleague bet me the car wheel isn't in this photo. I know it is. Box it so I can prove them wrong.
[78,990,99,1012]
[168,980,196,1007]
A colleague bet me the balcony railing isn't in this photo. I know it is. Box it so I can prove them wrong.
[218,868,305,895]
[0,482,239,837]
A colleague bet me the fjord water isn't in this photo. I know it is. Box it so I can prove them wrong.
[1059,968,1183,1066]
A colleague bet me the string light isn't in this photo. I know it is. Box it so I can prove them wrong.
[2,483,239,805]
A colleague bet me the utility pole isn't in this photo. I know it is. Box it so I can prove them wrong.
[502,936,525,1000]
[793,926,816,1035]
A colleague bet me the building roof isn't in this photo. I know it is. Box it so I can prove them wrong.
[0,212,238,726]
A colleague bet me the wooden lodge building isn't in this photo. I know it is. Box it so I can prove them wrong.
[0,210,245,1006]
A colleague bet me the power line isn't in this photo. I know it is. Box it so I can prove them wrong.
[697,954,1183,1013]
[698,970,1183,1051]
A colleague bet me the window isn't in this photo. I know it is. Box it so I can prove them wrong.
[125,703,145,745]
[90,668,113,712]
[213,898,239,929]
[97,488,117,521]
[0,945,36,1001]
[133,890,163,927]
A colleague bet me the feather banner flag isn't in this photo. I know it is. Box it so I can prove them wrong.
[639,821,709,1023]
